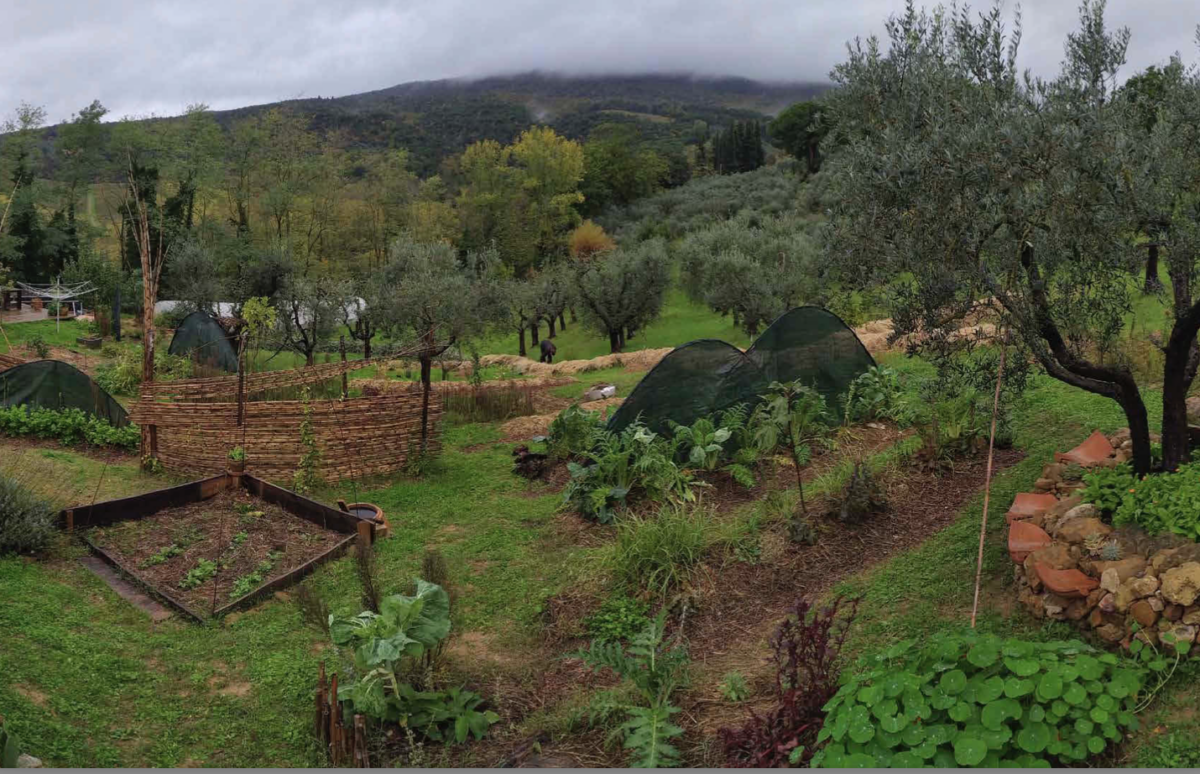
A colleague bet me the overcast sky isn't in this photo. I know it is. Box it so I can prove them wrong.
[6,0,1199,124]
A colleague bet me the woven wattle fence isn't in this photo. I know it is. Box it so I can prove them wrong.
[139,357,387,402]
[131,357,442,482]
[0,353,25,370]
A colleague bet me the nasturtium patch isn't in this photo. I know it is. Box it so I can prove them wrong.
[929,688,956,710]
[872,698,899,720]
[881,674,907,698]
[857,684,883,706]
[968,643,1000,668]
[1035,672,1063,701]
[1004,676,1035,698]
[981,724,1013,750]
[815,633,1147,769]
[1076,656,1104,681]
[879,713,907,734]
[1005,657,1041,677]
[976,675,1005,703]
[953,736,988,766]
[1017,722,1051,753]
[940,669,968,694]
[901,723,926,747]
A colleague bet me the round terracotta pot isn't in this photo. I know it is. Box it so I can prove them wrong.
[227,460,245,475]
[346,502,390,538]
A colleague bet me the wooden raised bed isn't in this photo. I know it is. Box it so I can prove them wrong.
[61,473,377,622]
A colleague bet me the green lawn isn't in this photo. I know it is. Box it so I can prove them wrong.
[474,287,752,362]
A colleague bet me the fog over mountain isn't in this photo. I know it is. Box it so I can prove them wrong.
[5,0,1199,122]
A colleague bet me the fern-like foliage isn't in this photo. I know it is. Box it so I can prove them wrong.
[573,611,690,767]
[724,463,757,488]
[622,705,683,768]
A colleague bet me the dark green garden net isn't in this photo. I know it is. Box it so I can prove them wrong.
[168,311,239,372]
[607,306,875,434]
[0,360,130,426]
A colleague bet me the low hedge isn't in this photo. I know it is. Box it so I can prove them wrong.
[0,406,139,450]
[0,474,55,555]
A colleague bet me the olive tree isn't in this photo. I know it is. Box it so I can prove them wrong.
[503,278,540,358]
[535,263,573,338]
[277,271,349,366]
[378,235,505,450]
[678,213,816,336]
[574,239,670,353]
[822,1,1200,474]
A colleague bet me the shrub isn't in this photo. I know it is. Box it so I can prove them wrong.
[719,671,751,703]
[330,580,499,744]
[563,421,697,523]
[844,366,910,425]
[611,505,711,596]
[95,347,193,396]
[721,596,858,768]
[0,474,55,555]
[1,718,23,768]
[546,404,605,460]
[1080,464,1137,514]
[668,416,730,470]
[26,335,50,359]
[294,582,332,637]
[0,406,139,450]
[813,632,1150,768]
[573,611,689,767]
[830,461,889,524]
[1085,462,1200,540]
[584,594,651,643]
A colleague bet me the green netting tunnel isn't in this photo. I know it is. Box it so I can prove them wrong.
[0,360,130,426]
[168,311,239,372]
[607,306,876,435]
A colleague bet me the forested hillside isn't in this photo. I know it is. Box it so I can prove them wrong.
[24,73,828,178]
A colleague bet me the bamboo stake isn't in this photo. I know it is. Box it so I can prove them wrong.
[970,342,1007,628]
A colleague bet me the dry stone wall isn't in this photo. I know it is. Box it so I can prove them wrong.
[1009,429,1200,650]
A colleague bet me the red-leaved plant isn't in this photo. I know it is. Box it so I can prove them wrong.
[719,596,859,767]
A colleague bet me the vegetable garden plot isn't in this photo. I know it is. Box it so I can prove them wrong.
[68,474,374,620]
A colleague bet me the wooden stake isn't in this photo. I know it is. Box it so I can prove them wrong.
[236,332,247,427]
[316,662,327,741]
[340,336,348,400]
[971,343,1007,628]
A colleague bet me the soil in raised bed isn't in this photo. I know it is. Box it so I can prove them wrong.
[87,488,346,616]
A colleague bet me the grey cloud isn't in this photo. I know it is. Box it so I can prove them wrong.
[4,0,1198,123]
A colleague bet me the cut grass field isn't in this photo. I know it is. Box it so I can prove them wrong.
[4,291,1200,767]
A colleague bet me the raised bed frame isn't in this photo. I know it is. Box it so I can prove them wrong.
[61,473,377,623]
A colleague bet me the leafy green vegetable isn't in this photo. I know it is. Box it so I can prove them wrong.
[812,633,1147,768]
[328,580,498,745]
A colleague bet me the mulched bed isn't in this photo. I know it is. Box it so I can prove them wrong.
[680,447,1026,733]
[87,489,345,617]
[0,434,136,466]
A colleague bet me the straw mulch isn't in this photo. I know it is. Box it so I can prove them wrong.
[500,397,625,439]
